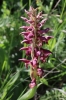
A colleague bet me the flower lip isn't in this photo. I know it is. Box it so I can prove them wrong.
[41,48,52,57]
[45,36,53,40]
[38,36,53,43]
[38,28,50,34]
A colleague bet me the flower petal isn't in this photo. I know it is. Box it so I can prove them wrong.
[19,47,29,51]
[21,39,32,44]
[19,58,30,63]
[21,16,28,21]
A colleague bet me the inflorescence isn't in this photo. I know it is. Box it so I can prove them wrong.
[19,6,52,88]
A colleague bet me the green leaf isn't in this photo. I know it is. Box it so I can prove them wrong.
[40,78,49,86]
[48,38,56,51]
[17,86,37,100]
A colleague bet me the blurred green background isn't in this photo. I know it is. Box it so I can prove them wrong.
[0,0,66,100]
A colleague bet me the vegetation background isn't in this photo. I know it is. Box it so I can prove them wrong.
[0,0,66,100]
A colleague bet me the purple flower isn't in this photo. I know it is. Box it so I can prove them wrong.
[29,79,36,88]
[37,68,44,77]
[30,57,38,68]
[20,6,53,88]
